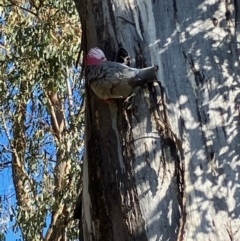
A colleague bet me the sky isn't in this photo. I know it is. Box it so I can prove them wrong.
[0,164,22,240]
[0,80,83,241]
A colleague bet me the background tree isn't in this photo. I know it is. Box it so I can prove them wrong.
[0,0,83,240]
[74,0,240,240]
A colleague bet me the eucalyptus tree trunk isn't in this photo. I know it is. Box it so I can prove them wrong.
[74,0,240,240]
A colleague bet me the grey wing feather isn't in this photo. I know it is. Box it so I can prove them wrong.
[85,61,157,99]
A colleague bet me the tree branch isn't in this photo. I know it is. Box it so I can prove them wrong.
[47,92,65,141]
[0,161,12,170]
[1,108,12,145]
[66,67,74,117]
[7,1,38,16]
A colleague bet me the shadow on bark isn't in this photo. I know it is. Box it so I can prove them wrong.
[74,0,240,239]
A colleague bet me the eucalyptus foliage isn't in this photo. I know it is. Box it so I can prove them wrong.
[0,0,83,240]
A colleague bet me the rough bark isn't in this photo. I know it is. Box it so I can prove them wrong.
[74,0,240,240]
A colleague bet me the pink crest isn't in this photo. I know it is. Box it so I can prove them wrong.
[86,47,107,66]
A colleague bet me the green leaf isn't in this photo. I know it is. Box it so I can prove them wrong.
[0,0,83,240]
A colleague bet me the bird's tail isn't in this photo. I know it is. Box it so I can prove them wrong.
[136,66,158,83]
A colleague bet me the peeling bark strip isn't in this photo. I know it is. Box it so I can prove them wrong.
[75,0,240,240]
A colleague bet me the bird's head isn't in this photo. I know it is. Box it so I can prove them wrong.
[86,47,107,66]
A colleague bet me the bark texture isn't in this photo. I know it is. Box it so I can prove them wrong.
[74,0,240,240]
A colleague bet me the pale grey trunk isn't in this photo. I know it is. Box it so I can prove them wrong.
[74,0,240,240]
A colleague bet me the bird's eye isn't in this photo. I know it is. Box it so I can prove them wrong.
[101,57,105,59]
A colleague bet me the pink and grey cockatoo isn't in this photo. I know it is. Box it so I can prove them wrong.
[85,47,158,101]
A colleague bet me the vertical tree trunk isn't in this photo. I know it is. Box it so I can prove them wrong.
[74,0,240,240]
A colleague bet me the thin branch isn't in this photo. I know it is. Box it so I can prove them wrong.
[0,143,14,153]
[66,67,74,117]
[18,5,37,16]
[0,43,8,53]
[47,95,61,137]
[44,200,65,240]
[7,1,38,16]
[12,148,36,198]
[0,161,12,170]
[1,108,12,145]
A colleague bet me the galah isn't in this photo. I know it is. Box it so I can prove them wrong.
[85,47,158,100]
